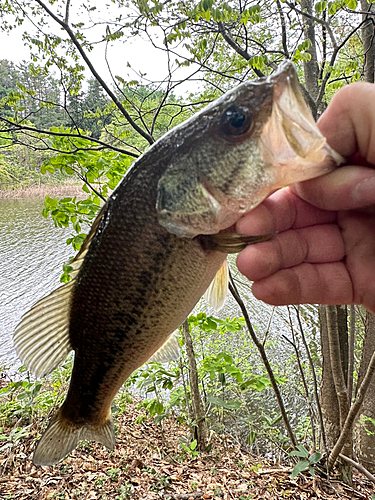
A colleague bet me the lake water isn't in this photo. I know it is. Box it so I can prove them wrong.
[0,198,74,369]
[0,196,291,375]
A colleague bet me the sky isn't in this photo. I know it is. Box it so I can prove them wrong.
[0,7,199,96]
[0,24,169,82]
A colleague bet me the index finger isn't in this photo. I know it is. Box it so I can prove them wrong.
[236,187,336,236]
[317,82,375,164]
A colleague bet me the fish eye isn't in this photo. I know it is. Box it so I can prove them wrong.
[220,105,252,137]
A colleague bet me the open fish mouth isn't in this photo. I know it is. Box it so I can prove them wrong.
[156,60,343,238]
[262,61,343,179]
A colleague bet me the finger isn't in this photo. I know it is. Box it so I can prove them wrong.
[251,262,354,307]
[293,165,375,211]
[236,187,336,236]
[318,82,375,164]
[236,224,344,281]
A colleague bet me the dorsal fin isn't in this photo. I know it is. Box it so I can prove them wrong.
[13,280,76,378]
[68,202,109,278]
[204,259,229,311]
[13,202,109,378]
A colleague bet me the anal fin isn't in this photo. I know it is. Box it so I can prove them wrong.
[147,330,181,364]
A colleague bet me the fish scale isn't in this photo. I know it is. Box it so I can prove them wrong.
[13,61,342,465]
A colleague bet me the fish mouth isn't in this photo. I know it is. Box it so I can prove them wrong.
[260,61,343,185]
[156,61,343,239]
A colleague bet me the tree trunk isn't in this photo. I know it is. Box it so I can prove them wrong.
[300,0,320,116]
[347,305,356,404]
[361,0,375,83]
[354,312,375,473]
[182,319,208,450]
[319,306,340,449]
[320,305,352,483]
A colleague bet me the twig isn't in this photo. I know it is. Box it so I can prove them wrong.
[294,306,327,453]
[0,118,138,157]
[34,0,155,145]
[338,454,375,484]
[217,22,265,78]
[228,272,297,448]
[286,307,317,450]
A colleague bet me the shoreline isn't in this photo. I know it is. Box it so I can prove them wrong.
[0,183,84,200]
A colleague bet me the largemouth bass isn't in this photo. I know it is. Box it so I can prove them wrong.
[14,61,341,466]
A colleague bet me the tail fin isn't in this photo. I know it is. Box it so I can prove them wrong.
[33,410,115,466]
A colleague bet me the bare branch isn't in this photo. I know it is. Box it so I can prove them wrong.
[286,307,317,449]
[339,454,375,484]
[284,1,337,49]
[217,22,265,78]
[34,0,155,145]
[276,0,290,58]
[65,0,71,24]
[294,306,327,452]
[0,118,138,157]
[316,19,367,110]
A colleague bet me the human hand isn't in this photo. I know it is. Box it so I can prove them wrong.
[236,82,375,313]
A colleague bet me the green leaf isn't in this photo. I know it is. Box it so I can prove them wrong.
[147,399,164,417]
[290,445,309,458]
[207,396,241,410]
[309,452,322,464]
[315,1,327,12]
[248,431,257,445]
[328,1,339,14]
[291,460,309,478]
[154,413,168,424]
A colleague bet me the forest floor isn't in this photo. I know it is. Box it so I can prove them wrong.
[1,400,374,500]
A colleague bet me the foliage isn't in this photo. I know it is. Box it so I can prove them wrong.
[0,359,72,426]
[0,0,369,172]
[0,425,32,452]
[180,438,199,458]
[289,445,322,478]
[0,0,373,483]
[38,134,133,259]
[124,312,293,457]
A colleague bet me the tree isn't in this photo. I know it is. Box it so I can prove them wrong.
[0,0,369,156]
[1,0,375,482]
[65,78,112,139]
[354,312,375,473]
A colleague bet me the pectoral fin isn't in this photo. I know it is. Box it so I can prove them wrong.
[204,259,229,311]
[197,232,274,253]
